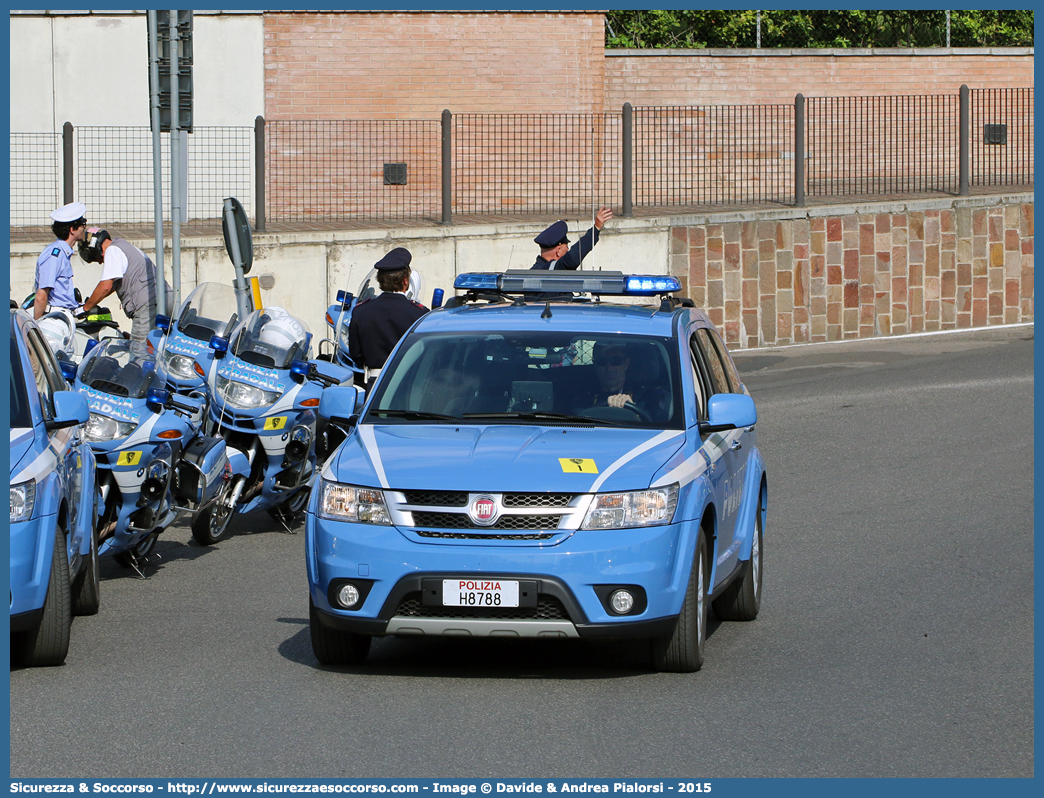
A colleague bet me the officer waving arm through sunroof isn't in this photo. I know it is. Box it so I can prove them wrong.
[530,205,613,271]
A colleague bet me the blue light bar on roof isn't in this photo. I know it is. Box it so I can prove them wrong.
[625,275,681,295]
[454,273,501,290]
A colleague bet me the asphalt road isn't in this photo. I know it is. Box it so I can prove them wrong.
[9,325,1034,778]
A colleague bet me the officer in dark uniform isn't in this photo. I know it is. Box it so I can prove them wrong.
[347,247,428,387]
[530,205,613,271]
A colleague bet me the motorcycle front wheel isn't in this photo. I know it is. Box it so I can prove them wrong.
[191,476,237,546]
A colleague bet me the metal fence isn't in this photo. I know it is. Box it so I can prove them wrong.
[9,86,1034,231]
[10,133,62,227]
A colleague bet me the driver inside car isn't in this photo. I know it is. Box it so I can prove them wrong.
[575,342,670,421]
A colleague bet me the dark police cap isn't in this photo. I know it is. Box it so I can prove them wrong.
[534,221,570,248]
[374,247,412,271]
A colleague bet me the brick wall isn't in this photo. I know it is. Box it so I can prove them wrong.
[671,196,1033,348]
[263,11,606,119]
[605,51,1034,108]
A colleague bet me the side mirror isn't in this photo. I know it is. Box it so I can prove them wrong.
[48,391,90,430]
[319,385,361,427]
[700,393,757,435]
[209,335,229,358]
[155,314,171,333]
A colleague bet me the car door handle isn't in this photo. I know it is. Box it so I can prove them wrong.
[729,440,742,452]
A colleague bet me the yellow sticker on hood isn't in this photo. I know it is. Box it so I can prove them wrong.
[560,458,598,473]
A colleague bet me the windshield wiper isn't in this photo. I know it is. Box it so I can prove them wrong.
[369,409,458,421]
[460,411,619,426]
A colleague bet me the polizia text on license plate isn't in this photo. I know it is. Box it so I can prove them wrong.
[443,579,520,607]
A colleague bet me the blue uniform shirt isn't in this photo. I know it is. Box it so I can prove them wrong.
[34,240,78,309]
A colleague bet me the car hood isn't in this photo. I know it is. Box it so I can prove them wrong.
[10,427,37,481]
[326,423,686,493]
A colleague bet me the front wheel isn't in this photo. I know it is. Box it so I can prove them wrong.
[712,494,763,622]
[112,532,159,568]
[191,476,236,546]
[17,528,72,666]
[310,600,371,666]
[651,529,708,673]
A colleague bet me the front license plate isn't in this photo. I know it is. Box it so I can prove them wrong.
[442,579,519,608]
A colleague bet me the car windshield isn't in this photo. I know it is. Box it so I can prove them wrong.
[367,331,683,429]
[172,282,239,341]
[79,338,163,399]
[228,307,311,370]
[10,332,32,428]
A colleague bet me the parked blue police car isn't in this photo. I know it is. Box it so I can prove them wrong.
[307,272,766,672]
[10,309,100,666]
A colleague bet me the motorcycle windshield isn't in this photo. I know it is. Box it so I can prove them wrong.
[355,267,424,305]
[80,338,165,399]
[228,307,311,370]
[173,282,240,342]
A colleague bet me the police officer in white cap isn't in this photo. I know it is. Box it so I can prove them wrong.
[348,247,428,387]
[32,201,87,320]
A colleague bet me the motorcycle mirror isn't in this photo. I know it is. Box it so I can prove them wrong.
[59,360,78,382]
[210,335,229,357]
[146,387,171,410]
[155,314,171,333]
[431,288,445,309]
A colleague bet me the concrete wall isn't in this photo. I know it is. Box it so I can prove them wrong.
[12,197,1031,350]
[9,11,265,131]
[670,194,1034,348]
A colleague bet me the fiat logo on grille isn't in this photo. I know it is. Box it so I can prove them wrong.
[469,495,499,526]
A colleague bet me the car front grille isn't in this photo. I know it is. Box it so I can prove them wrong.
[414,530,556,541]
[412,511,564,530]
[401,490,468,507]
[394,591,569,621]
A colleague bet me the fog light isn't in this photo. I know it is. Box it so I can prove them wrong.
[610,590,634,614]
[338,583,361,608]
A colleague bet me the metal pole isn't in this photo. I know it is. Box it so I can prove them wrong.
[147,11,165,316]
[959,84,970,196]
[622,103,633,218]
[254,115,266,232]
[794,93,805,208]
[224,199,251,321]
[62,122,74,205]
[441,109,451,225]
[757,10,762,48]
[169,10,182,309]
[946,10,951,48]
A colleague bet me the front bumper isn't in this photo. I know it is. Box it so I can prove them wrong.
[307,512,697,639]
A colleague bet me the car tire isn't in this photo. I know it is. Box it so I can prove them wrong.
[712,495,763,622]
[309,599,371,666]
[18,528,73,667]
[651,528,708,673]
[72,526,101,616]
[191,477,235,546]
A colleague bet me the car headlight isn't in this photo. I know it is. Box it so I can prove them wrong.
[216,374,280,409]
[10,480,36,523]
[163,350,197,379]
[319,480,391,525]
[581,484,679,530]
[84,412,138,442]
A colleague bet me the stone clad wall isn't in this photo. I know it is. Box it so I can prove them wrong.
[670,196,1033,348]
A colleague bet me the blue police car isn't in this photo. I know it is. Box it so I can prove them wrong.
[10,309,99,666]
[307,272,766,672]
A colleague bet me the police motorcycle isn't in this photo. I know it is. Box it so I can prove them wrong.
[22,290,124,366]
[148,281,240,400]
[206,306,357,529]
[321,266,428,372]
[74,337,250,571]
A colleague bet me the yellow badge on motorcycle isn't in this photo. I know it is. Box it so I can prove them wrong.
[117,451,142,466]
[559,458,598,473]
[264,416,288,431]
